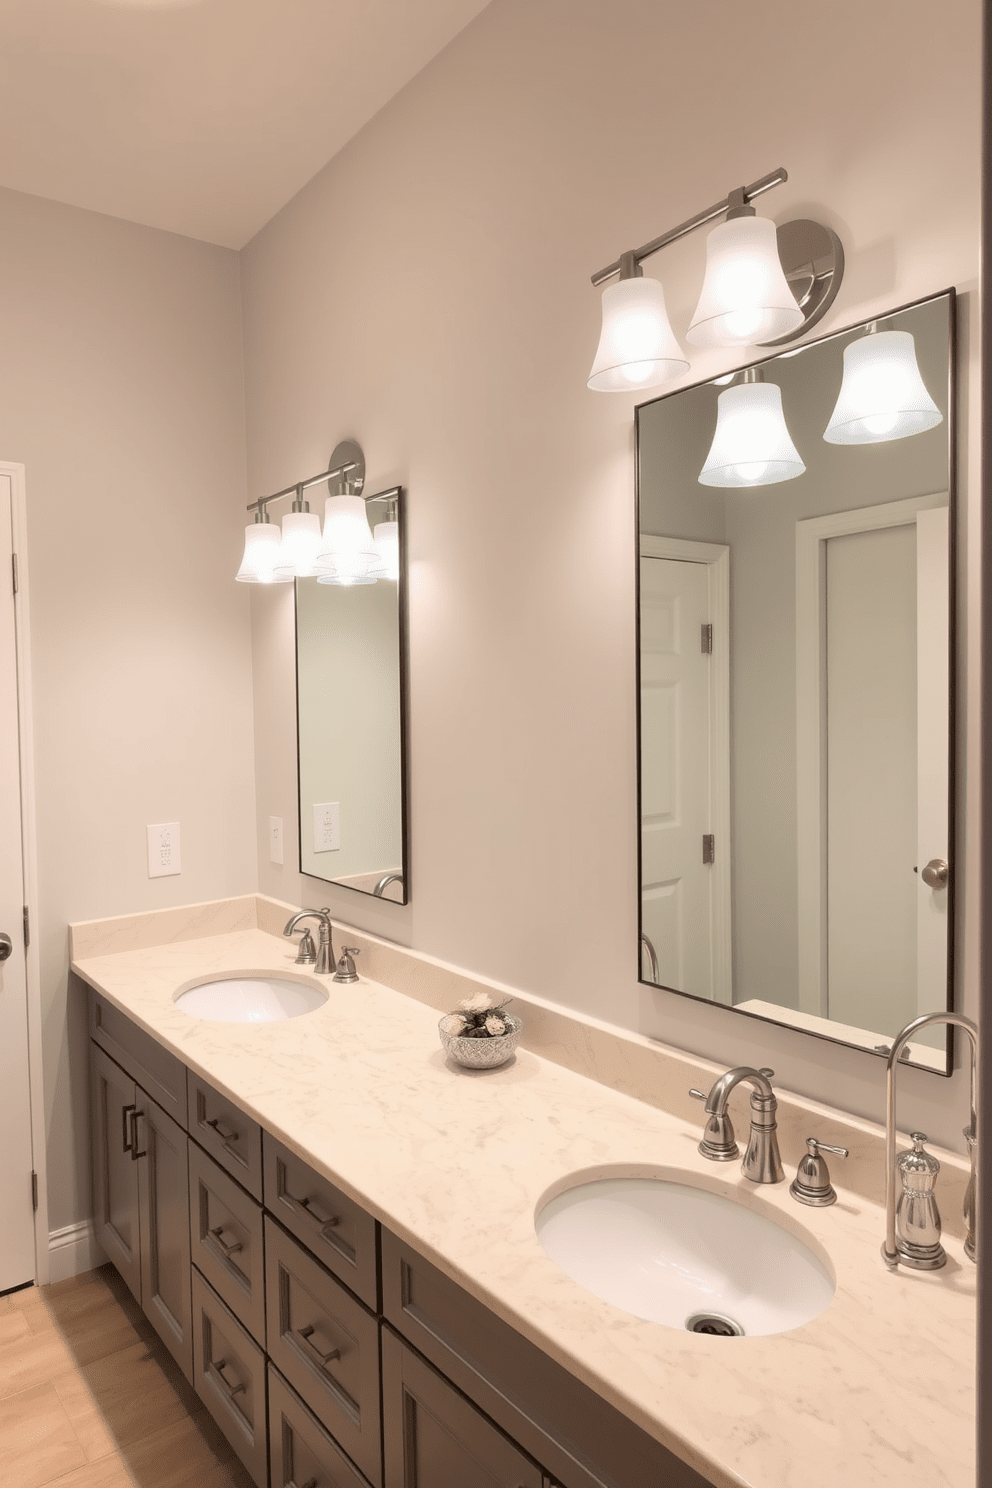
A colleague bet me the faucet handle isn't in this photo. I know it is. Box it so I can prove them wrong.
[293,928,317,966]
[688,1089,707,1102]
[790,1135,849,1207]
[333,947,361,985]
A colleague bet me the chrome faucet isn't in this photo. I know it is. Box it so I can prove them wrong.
[373,872,404,898]
[640,932,660,983]
[882,1011,978,1269]
[689,1066,785,1184]
[283,908,335,975]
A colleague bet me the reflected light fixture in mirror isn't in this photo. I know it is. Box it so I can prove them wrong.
[823,327,943,445]
[372,498,400,582]
[698,369,805,487]
[587,168,845,391]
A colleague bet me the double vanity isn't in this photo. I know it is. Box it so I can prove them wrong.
[71,893,976,1488]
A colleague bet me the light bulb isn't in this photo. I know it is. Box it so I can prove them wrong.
[588,276,688,392]
[687,217,803,349]
[699,380,806,488]
[823,329,943,445]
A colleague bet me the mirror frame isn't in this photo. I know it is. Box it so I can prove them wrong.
[634,288,958,1074]
[295,484,411,903]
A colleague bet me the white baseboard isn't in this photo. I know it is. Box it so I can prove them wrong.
[48,1221,106,1284]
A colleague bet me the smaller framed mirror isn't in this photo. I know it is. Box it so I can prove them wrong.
[295,486,409,902]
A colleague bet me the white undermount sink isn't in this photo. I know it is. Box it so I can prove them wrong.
[175,976,327,1024]
[536,1175,835,1337]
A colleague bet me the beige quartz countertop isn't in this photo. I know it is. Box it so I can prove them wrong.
[71,925,976,1488]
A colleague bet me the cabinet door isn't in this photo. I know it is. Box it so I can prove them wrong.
[137,1093,193,1381]
[90,1042,141,1302]
[382,1329,542,1488]
[192,1269,268,1488]
[268,1366,370,1488]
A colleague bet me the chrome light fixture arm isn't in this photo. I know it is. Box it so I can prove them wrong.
[883,1011,978,1267]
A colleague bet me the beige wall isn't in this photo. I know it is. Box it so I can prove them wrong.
[0,188,258,1230]
[242,0,981,1151]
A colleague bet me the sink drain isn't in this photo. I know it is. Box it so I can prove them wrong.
[685,1312,744,1337]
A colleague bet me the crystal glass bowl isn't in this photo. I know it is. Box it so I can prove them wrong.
[438,1013,522,1068]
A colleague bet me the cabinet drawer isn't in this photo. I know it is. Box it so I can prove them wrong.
[269,1366,371,1488]
[381,1229,710,1488]
[265,1217,381,1486]
[381,1328,542,1488]
[188,1074,263,1199]
[89,991,187,1129]
[191,1269,268,1488]
[189,1142,265,1345]
[264,1132,378,1309]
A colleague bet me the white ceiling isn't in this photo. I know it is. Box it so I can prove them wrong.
[0,0,491,248]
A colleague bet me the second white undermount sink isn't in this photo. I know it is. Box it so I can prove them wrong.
[175,976,327,1024]
[536,1175,835,1337]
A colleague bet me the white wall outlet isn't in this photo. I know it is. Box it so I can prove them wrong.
[147,822,181,878]
[313,802,340,853]
[269,815,284,866]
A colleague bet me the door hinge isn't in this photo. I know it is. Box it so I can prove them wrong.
[31,1171,38,1211]
[22,905,30,949]
[702,834,715,865]
[701,623,713,654]
[11,553,18,595]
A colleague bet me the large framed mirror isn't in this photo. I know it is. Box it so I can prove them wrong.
[296,486,409,902]
[636,291,955,1073]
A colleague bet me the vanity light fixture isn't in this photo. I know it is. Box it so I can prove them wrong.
[273,486,323,580]
[235,511,292,585]
[588,169,844,390]
[823,325,943,444]
[316,491,383,586]
[371,494,400,582]
[698,368,806,488]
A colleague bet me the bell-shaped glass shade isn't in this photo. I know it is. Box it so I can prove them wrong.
[273,509,322,579]
[372,518,400,581]
[823,330,943,444]
[235,521,292,583]
[698,381,806,487]
[316,494,382,585]
[687,217,803,349]
[587,276,689,391]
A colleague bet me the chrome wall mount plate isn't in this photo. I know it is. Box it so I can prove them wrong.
[761,219,845,345]
[327,439,365,496]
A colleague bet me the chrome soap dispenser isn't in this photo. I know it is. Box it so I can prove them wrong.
[895,1133,946,1270]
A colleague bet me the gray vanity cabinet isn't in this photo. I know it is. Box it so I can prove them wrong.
[381,1328,544,1488]
[89,1040,193,1380]
[192,1267,269,1487]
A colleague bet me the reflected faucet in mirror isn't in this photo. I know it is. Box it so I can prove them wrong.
[373,873,404,899]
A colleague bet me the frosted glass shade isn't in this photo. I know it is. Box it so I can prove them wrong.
[699,381,806,488]
[373,519,400,581]
[823,330,943,444]
[235,522,292,583]
[587,277,689,391]
[687,217,803,348]
[316,494,382,585]
[274,509,322,579]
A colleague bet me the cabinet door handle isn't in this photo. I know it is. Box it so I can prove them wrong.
[205,1116,240,1149]
[122,1103,136,1153]
[209,1225,243,1260]
[209,1357,246,1399]
[296,1323,341,1371]
[128,1109,146,1161]
[284,1189,340,1241]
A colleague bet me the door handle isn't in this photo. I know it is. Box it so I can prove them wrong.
[122,1103,136,1153]
[206,1117,240,1150]
[0,932,12,962]
[921,858,949,890]
[283,1188,340,1241]
[128,1109,146,1161]
[209,1225,243,1260]
[209,1357,246,1399]
[296,1323,341,1371]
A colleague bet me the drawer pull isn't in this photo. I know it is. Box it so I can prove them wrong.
[209,1225,243,1260]
[205,1116,240,1149]
[210,1357,246,1399]
[297,1323,341,1370]
[122,1103,136,1154]
[128,1109,146,1161]
[284,1189,340,1240]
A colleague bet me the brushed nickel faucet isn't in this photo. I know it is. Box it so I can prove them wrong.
[689,1067,785,1184]
[882,1010,978,1269]
[284,908,335,975]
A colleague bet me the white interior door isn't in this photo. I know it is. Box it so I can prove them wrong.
[639,555,716,999]
[916,505,949,1021]
[0,472,35,1290]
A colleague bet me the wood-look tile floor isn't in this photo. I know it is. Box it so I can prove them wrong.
[0,1266,254,1488]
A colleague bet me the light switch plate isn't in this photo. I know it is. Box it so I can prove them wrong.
[147,822,181,878]
[269,816,284,865]
[313,802,340,853]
